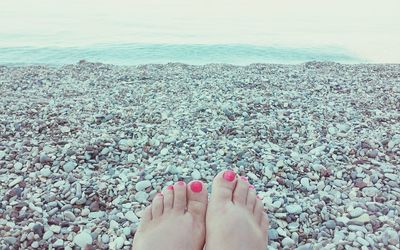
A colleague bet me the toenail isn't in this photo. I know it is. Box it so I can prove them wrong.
[167,185,174,190]
[240,176,248,182]
[177,181,185,186]
[157,193,163,197]
[223,170,236,182]
[190,181,203,193]
[256,195,261,200]
[249,185,255,190]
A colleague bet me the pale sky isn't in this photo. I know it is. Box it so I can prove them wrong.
[0,0,399,62]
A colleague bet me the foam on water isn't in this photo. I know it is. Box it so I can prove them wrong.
[0,44,362,66]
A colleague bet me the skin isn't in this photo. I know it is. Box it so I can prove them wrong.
[131,170,268,250]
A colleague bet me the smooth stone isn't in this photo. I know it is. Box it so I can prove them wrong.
[40,168,52,177]
[88,211,105,219]
[357,237,370,246]
[282,237,295,248]
[348,225,367,233]
[73,231,93,248]
[101,234,110,244]
[110,220,119,230]
[247,172,258,180]
[268,228,279,240]
[113,236,124,249]
[43,231,53,240]
[300,177,310,188]
[351,213,370,223]
[125,211,139,223]
[384,228,399,245]
[0,150,6,159]
[285,204,303,214]
[135,191,149,203]
[160,148,169,155]
[4,237,17,244]
[135,180,152,192]
[385,173,398,181]
[64,211,76,221]
[326,220,336,229]
[63,161,77,173]
[81,208,90,216]
[14,162,23,170]
[362,187,379,197]
[53,239,64,247]
[349,207,365,218]
[123,227,131,236]
[191,169,201,180]
[264,167,273,179]
[31,241,39,248]
[32,223,44,236]
[49,225,61,233]
[8,176,23,187]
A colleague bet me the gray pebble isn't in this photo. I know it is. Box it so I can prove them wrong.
[135,180,152,191]
[63,161,77,172]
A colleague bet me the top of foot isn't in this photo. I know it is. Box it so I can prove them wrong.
[132,180,208,250]
[205,170,268,250]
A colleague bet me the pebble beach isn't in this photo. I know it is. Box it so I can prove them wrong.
[0,61,399,249]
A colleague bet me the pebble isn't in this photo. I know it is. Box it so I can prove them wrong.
[300,177,310,188]
[73,231,93,248]
[64,211,76,221]
[53,239,64,247]
[135,191,149,203]
[285,204,303,214]
[43,231,53,240]
[191,169,201,180]
[1,63,399,250]
[102,234,110,244]
[357,237,370,246]
[40,167,52,177]
[282,237,295,248]
[113,236,125,249]
[268,228,279,240]
[63,161,77,172]
[349,207,365,218]
[49,225,61,233]
[8,176,23,187]
[31,241,39,248]
[326,220,336,229]
[135,180,152,191]
[125,211,139,223]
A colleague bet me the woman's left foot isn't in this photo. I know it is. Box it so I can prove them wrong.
[132,180,208,250]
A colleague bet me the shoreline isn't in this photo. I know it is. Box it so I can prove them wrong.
[0,62,399,249]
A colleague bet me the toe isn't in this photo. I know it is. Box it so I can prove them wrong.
[261,212,269,241]
[187,180,208,217]
[151,193,164,218]
[162,185,174,213]
[209,170,237,203]
[140,205,152,225]
[233,176,249,205]
[173,181,187,213]
[246,185,257,212]
[254,197,264,224]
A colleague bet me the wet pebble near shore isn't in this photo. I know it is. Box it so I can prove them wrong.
[0,61,399,249]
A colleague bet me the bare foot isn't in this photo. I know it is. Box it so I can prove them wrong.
[205,170,268,250]
[132,180,208,250]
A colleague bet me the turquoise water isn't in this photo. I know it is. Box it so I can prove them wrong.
[0,44,362,66]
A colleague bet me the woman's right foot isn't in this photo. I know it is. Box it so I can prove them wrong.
[205,170,268,250]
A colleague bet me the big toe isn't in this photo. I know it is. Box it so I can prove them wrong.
[209,169,238,203]
[187,180,208,218]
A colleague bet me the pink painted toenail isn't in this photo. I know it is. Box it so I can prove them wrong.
[157,193,163,197]
[240,176,248,182]
[177,181,185,186]
[190,181,203,193]
[223,170,236,182]
[256,195,261,200]
[249,185,255,190]
[167,185,174,190]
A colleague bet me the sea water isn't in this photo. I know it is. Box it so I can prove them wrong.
[0,0,398,65]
